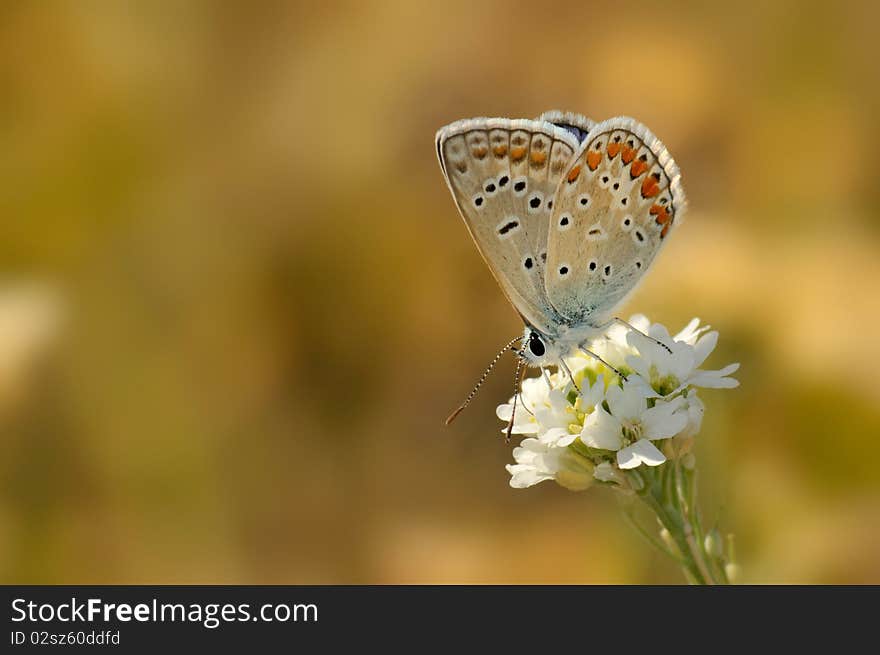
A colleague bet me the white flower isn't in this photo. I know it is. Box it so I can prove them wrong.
[496,376,553,436]
[499,315,739,489]
[498,373,606,447]
[546,375,605,447]
[673,316,713,346]
[506,438,559,488]
[580,383,688,470]
[625,319,739,397]
[506,438,594,491]
[678,391,705,440]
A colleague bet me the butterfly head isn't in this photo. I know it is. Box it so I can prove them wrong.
[520,326,559,367]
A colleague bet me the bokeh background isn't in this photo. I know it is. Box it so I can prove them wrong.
[2,1,879,584]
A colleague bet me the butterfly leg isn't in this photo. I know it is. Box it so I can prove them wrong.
[505,355,527,443]
[578,346,628,381]
[541,367,553,390]
[599,317,673,354]
[557,358,581,393]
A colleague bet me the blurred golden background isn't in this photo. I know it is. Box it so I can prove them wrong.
[2,1,879,584]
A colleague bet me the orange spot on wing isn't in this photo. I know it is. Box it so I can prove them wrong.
[641,175,660,198]
[587,151,602,171]
[607,142,621,158]
[472,147,488,159]
[621,145,637,164]
[650,204,671,225]
[661,223,671,238]
[566,165,581,183]
[493,145,507,157]
[630,159,649,178]
[530,151,547,165]
[510,147,527,161]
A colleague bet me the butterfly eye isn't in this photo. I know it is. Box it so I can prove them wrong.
[528,332,546,357]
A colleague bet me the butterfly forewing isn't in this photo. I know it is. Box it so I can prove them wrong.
[436,118,581,332]
[536,110,595,145]
[544,117,686,324]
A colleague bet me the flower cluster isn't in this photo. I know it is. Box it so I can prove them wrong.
[501,315,739,491]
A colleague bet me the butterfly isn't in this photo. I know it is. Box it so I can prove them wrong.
[436,111,686,431]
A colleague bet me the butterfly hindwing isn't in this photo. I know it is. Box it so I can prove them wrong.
[544,117,686,324]
[436,118,582,332]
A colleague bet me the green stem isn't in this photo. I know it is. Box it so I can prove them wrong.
[671,461,716,584]
[621,506,684,566]
[626,462,731,585]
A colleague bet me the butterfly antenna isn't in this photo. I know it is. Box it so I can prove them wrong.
[445,335,524,426]
[505,354,526,443]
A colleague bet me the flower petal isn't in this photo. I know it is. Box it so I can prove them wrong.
[625,352,652,380]
[607,383,646,419]
[580,406,623,451]
[692,330,719,368]
[617,439,667,469]
[496,404,539,434]
[625,374,661,399]
[543,427,576,446]
[642,401,689,440]
[689,362,740,389]
[674,317,702,343]
[506,464,555,488]
[628,314,651,333]
[579,374,606,408]
[593,461,624,485]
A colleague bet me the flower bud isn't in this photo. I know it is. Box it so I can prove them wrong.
[704,529,723,558]
[554,449,594,492]
[593,461,629,488]
[672,435,695,456]
[725,563,740,583]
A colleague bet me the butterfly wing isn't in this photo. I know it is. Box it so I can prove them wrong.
[436,117,584,333]
[535,110,595,144]
[544,117,686,324]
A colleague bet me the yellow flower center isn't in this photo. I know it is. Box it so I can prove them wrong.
[621,419,644,446]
